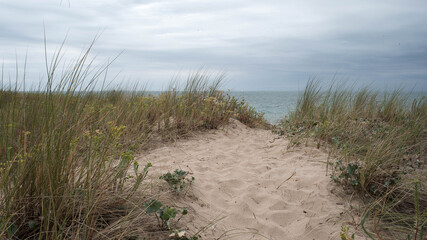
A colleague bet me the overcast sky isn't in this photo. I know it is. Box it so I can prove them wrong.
[1,0,426,91]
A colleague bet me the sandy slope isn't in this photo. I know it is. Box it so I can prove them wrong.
[137,120,357,240]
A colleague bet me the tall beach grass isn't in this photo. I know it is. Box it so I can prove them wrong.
[282,80,426,239]
[0,42,265,239]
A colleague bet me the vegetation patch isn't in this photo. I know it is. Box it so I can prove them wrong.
[282,80,426,239]
[160,169,195,193]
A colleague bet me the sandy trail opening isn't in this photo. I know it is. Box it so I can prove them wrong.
[137,120,356,240]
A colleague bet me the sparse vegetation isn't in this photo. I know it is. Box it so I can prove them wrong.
[160,169,195,193]
[282,80,426,239]
[340,225,355,240]
[143,198,188,230]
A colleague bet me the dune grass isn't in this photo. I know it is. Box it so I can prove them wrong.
[0,43,265,239]
[282,80,426,239]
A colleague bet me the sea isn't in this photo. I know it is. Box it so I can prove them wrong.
[229,91,300,124]
[228,91,426,125]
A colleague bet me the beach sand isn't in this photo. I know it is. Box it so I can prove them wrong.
[137,119,361,240]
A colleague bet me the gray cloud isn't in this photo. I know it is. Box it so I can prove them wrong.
[0,0,426,91]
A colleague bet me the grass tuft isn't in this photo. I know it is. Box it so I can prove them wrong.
[282,80,426,238]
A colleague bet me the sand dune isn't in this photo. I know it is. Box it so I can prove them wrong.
[138,119,360,239]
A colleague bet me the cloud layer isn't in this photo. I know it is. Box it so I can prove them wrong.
[1,0,426,90]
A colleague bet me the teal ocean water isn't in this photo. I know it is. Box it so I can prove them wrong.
[229,91,426,125]
[229,91,300,124]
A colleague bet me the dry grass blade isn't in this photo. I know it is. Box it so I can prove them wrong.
[276,170,296,189]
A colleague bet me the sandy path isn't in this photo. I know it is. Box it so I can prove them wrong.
[137,120,353,240]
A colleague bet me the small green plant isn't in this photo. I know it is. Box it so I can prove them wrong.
[144,199,188,230]
[340,225,355,240]
[331,160,361,188]
[160,169,195,193]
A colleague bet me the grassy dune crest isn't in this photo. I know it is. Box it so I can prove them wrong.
[283,80,426,239]
[0,45,265,239]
